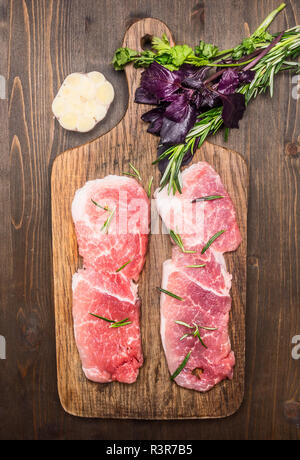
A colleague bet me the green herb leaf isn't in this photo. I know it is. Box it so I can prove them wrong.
[110,318,132,328]
[201,230,225,254]
[185,264,206,269]
[157,287,183,301]
[112,47,139,70]
[170,230,196,254]
[91,199,110,211]
[89,313,115,323]
[175,320,193,329]
[116,260,132,273]
[180,333,191,341]
[170,351,192,380]
[147,176,153,198]
[101,207,115,233]
[129,163,142,181]
[194,40,219,59]
[191,195,224,203]
[89,313,132,328]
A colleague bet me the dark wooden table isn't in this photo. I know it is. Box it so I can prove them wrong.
[0,0,299,440]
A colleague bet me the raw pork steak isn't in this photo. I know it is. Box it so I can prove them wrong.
[155,162,241,252]
[155,162,241,392]
[161,250,235,392]
[73,268,143,384]
[72,176,149,282]
[72,176,149,384]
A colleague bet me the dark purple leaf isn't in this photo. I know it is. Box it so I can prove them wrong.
[238,70,255,84]
[197,86,220,109]
[164,92,191,122]
[140,62,183,100]
[141,107,165,136]
[135,86,158,105]
[160,105,198,145]
[218,69,240,95]
[218,69,255,95]
[181,66,210,90]
[220,93,246,129]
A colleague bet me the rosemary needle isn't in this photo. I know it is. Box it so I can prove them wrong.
[91,199,110,211]
[170,351,192,380]
[147,176,153,198]
[157,287,183,301]
[201,230,225,254]
[116,260,132,272]
[191,195,224,203]
[170,230,196,254]
[101,207,115,233]
[89,313,132,328]
[185,264,206,269]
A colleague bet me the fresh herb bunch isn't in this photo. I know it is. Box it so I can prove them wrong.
[113,3,300,194]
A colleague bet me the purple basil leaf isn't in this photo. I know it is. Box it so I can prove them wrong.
[220,93,246,129]
[141,107,165,136]
[160,105,198,145]
[218,69,240,95]
[164,92,191,122]
[238,70,255,84]
[140,62,183,100]
[182,66,209,90]
[135,86,158,105]
[198,86,220,108]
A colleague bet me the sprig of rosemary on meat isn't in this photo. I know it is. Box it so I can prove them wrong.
[89,313,132,328]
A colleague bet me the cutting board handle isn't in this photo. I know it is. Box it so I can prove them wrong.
[121,18,175,117]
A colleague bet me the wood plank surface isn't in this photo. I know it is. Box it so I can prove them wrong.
[0,0,299,439]
[51,17,248,419]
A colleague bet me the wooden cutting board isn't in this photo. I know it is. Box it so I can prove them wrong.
[51,18,248,419]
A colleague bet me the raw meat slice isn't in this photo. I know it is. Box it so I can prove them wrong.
[72,176,150,281]
[155,162,241,253]
[72,176,149,384]
[171,247,232,297]
[155,161,241,392]
[161,258,235,392]
[73,268,143,383]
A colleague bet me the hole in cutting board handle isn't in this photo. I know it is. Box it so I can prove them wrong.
[141,34,153,51]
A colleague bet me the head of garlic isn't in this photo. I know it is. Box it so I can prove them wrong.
[52,72,115,133]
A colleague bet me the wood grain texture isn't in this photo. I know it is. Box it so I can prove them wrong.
[51,18,248,420]
[0,0,299,439]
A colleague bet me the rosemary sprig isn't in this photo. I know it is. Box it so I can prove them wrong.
[89,313,132,328]
[175,320,218,349]
[116,260,132,272]
[147,176,154,198]
[157,287,183,301]
[185,264,206,269]
[91,199,110,212]
[191,195,224,203]
[110,319,132,328]
[89,313,115,323]
[170,350,192,380]
[169,230,196,254]
[101,207,115,233]
[201,230,225,254]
